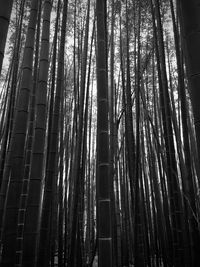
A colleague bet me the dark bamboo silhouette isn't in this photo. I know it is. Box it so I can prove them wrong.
[21,1,52,265]
[96,0,112,266]
[0,1,39,265]
[37,1,68,265]
[178,0,200,265]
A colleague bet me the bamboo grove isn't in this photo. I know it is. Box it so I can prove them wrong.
[0,0,200,266]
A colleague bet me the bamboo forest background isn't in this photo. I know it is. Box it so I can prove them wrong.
[0,0,200,266]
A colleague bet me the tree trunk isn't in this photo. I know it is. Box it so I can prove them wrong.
[21,1,52,265]
[178,0,200,265]
[96,0,112,266]
[0,1,39,265]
